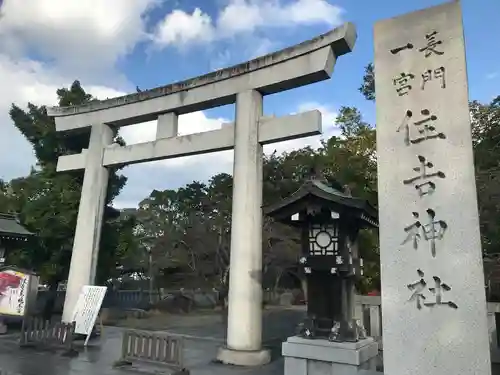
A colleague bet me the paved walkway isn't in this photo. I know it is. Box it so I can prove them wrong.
[0,328,286,375]
[1,307,498,375]
[0,308,305,375]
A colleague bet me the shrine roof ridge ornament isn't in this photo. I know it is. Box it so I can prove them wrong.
[47,22,356,131]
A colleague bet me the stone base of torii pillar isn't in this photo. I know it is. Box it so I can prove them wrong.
[217,347,271,367]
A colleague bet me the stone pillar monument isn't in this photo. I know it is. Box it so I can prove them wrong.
[375,2,492,375]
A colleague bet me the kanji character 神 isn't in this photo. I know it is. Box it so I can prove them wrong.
[401,209,448,257]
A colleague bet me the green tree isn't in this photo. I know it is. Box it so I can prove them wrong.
[7,81,128,287]
[358,63,375,102]
[470,96,500,256]
[321,107,379,293]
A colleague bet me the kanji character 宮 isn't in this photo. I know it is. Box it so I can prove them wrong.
[393,72,415,96]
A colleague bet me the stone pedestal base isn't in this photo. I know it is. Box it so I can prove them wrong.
[282,336,378,375]
[216,346,271,366]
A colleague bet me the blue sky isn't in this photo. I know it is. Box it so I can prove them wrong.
[0,0,496,207]
[118,0,499,125]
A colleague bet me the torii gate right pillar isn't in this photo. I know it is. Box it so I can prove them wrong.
[219,90,268,364]
[217,41,358,367]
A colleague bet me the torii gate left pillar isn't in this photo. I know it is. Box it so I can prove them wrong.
[61,124,113,322]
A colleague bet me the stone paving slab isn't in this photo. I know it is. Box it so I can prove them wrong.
[2,326,500,375]
[0,307,305,374]
[0,326,285,375]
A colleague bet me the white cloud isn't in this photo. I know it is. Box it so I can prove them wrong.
[217,0,265,36]
[0,0,158,184]
[218,0,344,35]
[263,102,338,155]
[250,38,276,59]
[0,53,139,182]
[153,0,344,48]
[209,50,232,71]
[0,55,59,180]
[153,8,215,47]
[486,72,499,80]
[0,0,157,74]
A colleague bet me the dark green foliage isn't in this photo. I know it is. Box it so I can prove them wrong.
[3,81,131,286]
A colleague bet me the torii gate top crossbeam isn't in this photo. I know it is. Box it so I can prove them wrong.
[47,22,356,131]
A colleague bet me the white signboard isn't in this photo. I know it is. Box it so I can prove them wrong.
[71,285,107,344]
[374,2,491,375]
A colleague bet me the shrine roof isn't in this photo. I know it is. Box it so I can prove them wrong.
[0,214,33,239]
[264,179,378,223]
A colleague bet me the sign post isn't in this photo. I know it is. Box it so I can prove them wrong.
[71,285,107,346]
[0,267,39,317]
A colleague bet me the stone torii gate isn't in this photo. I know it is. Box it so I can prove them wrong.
[47,22,357,366]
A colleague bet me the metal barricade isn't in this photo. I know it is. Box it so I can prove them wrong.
[117,329,188,374]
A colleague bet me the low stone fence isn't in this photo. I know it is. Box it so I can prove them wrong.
[355,295,383,345]
[354,295,500,364]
